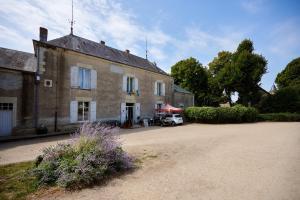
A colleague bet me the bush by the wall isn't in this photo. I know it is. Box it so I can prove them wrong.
[258,113,300,122]
[184,105,258,123]
[32,123,134,189]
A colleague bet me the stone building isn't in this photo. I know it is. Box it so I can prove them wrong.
[0,27,193,136]
[173,85,194,108]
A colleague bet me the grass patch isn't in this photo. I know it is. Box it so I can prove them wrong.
[0,161,38,200]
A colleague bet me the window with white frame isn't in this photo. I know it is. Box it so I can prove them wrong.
[79,68,91,89]
[157,82,162,96]
[78,101,89,121]
[127,76,135,93]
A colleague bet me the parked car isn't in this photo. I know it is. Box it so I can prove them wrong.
[161,114,183,126]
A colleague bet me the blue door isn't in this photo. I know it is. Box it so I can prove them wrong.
[0,103,13,136]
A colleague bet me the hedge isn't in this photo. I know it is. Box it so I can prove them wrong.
[258,113,300,122]
[184,105,258,123]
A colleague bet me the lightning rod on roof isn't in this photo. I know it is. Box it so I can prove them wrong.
[145,37,148,60]
[69,0,75,35]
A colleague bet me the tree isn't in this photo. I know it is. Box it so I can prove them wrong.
[171,57,208,106]
[208,39,267,106]
[275,57,300,88]
[208,51,233,105]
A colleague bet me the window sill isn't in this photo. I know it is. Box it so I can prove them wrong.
[71,87,92,91]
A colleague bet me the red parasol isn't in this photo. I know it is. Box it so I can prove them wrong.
[156,104,183,113]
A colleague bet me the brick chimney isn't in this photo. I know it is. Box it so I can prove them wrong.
[125,49,130,54]
[100,40,105,45]
[39,27,48,42]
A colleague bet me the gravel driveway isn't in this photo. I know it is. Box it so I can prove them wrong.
[1,122,300,200]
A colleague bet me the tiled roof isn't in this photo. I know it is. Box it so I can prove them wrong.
[0,47,36,72]
[46,34,169,76]
[174,84,193,94]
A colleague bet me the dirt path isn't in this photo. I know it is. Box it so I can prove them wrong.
[1,123,300,200]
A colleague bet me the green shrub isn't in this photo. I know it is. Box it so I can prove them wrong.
[257,85,300,113]
[258,113,300,122]
[32,123,135,189]
[184,105,258,123]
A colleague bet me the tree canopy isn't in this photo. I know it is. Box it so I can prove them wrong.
[208,39,267,106]
[275,57,300,88]
[171,57,209,106]
[171,39,268,107]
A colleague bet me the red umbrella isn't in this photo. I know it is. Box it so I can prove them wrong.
[157,104,183,113]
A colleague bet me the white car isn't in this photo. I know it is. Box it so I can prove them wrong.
[161,114,183,126]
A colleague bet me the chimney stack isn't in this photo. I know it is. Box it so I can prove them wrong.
[39,27,48,42]
[100,40,105,45]
[125,49,130,54]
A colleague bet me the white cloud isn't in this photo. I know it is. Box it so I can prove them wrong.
[0,0,246,72]
[241,0,265,13]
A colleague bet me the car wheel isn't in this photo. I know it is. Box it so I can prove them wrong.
[171,121,176,126]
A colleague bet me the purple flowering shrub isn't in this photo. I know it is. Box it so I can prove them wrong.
[33,123,134,189]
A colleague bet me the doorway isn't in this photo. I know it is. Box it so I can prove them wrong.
[126,103,134,127]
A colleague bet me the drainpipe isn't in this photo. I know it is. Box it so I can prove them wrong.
[54,50,61,132]
[34,46,40,129]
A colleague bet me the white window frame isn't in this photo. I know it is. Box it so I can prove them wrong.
[78,101,90,122]
[157,82,162,96]
[127,76,135,93]
[79,68,91,89]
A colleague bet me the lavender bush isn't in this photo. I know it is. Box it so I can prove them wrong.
[33,123,134,189]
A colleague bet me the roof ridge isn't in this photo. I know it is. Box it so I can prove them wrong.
[0,47,34,56]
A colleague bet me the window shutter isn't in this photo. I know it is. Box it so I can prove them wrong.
[154,81,157,95]
[71,66,79,87]
[70,101,78,123]
[135,78,138,91]
[122,75,127,92]
[135,103,140,122]
[91,69,97,89]
[90,101,97,122]
[162,83,166,96]
[120,103,126,124]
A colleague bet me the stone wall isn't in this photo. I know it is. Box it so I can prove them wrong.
[173,92,194,108]
[36,47,173,131]
[0,68,35,135]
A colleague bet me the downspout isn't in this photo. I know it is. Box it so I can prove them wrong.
[54,50,59,132]
[34,45,40,129]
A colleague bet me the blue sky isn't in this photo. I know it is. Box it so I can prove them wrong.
[0,0,299,90]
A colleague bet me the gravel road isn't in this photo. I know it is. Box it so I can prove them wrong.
[1,122,300,200]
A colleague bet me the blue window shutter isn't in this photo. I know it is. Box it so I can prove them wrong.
[70,101,78,123]
[91,69,97,89]
[71,66,79,87]
[90,101,97,122]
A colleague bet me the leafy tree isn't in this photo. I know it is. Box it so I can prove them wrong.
[229,39,267,105]
[208,51,233,105]
[171,57,208,106]
[275,57,300,88]
[208,51,232,76]
[258,84,300,113]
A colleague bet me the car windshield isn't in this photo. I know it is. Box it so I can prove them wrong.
[174,114,181,118]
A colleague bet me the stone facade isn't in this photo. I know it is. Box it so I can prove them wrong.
[0,28,193,136]
[35,47,173,132]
